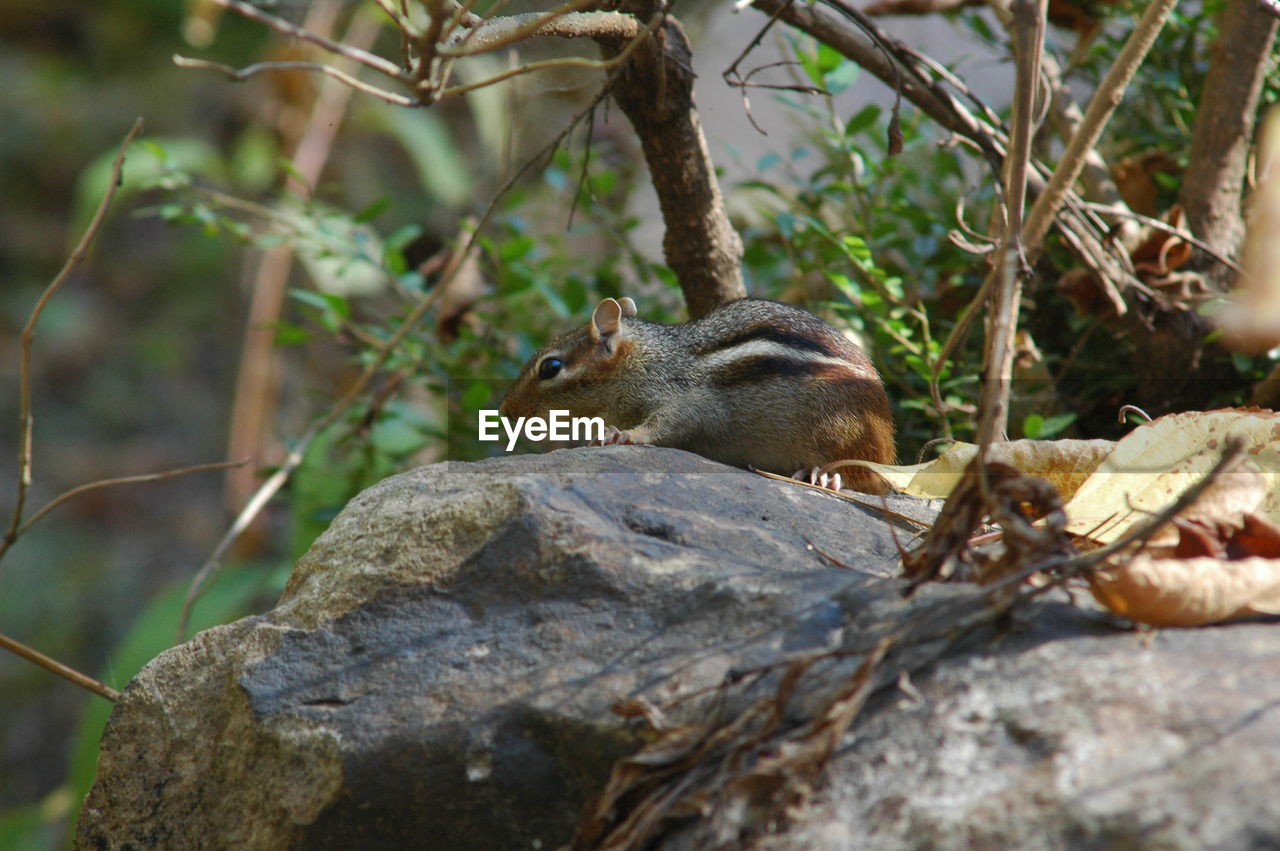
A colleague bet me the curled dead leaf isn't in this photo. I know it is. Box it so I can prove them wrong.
[1131,205,1193,279]
[1088,555,1280,627]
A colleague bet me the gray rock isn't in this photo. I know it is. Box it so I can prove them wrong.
[76,446,1280,850]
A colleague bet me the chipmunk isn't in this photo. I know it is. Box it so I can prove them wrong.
[499,297,895,492]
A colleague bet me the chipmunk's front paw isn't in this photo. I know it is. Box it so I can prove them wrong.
[592,426,647,447]
[796,466,845,492]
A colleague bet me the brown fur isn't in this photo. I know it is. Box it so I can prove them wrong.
[500,298,895,492]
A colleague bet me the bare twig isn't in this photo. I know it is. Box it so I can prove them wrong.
[1022,0,1178,262]
[974,0,1044,449]
[200,0,406,80]
[371,0,418,37]
[2,118,144,565]
[173,55,417,106]
[0,631,121,702]
[442,0,602,56]
[18,459,249,537]
[446,0,485,30]
[178,275,446,641]
[1080,201,1247,276]
[723,0,804,135]
[223,6,377,517]
[438,21,659,99]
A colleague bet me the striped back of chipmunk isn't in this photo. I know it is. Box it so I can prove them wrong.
[689,302,881,387]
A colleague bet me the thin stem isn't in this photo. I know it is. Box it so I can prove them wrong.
[3,118,144,565]
[173,56,417,106]
[0,631,121,702]
[1081,201,1246,275]
[370,0,418,37]
[18,460,248,536]
[441,0,600,57]
[1022,0,1178,261]
[177,279,446,641]
[203,0,407,81]
[974,0,1045,450]
[436,21,656,98]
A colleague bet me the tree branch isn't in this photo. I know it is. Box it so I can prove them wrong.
[974,0,1044,449]
[3,118,144,565]
[750,0,1006,174]
[598,4,745,317]
[1022,0,1178,263]
[0,632,121,703]
[18,459,248,537]
[173,55,417,106]
[1180,0,1280,281]
[201,0,407,81]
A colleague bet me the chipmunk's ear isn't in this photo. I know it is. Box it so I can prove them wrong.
[617,297,637,317]
[589,298,628,345]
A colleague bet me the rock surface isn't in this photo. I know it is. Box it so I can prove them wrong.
[76,447,1280,850]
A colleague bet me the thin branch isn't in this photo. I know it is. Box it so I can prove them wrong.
[974,0,1044,450]
[173,55,417,106]
[2,118,144,565]
[1022,0,1178,262]
[442,1,604,57]
[436,20,658,99]
[724,0,804,136]
[370,0,419,37]
[202,0,407,81]
[1081,201,1247,276]
[178,276,446,641]
[446,0,485,30]
[0,631,121,703]
[18,459,249,537]
[397,0,414,69]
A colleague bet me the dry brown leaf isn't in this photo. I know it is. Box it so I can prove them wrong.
[848,439,1114,501]
[1231,513,1280,558]
[1112,151,1180,216]
[1058,268,1124,318]
[1131,205,1193,277]
[1064,409,1280,546]
[1088,555,1280,626]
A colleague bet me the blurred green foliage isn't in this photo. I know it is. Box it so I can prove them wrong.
[4,2,1280,848]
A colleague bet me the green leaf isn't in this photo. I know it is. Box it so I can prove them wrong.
[499,235,536,262]
[289,288,352,320]
[462,379,494,411]
[273,321,312,346]
[845,104,882,136]
[757,152,782,172]
[823,56,858,95]
[1037,413,1078,438]
[816,42,844,75]
[73,135,223,237]
[370,415,430,456]
[354,197,391,224]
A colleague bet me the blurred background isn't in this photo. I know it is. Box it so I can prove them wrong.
[3,0,1268,847]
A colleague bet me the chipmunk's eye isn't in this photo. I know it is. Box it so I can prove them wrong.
[537,357,563,380]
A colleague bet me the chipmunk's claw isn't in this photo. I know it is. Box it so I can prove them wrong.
[592,426,643,447]
[796,466,845,492]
